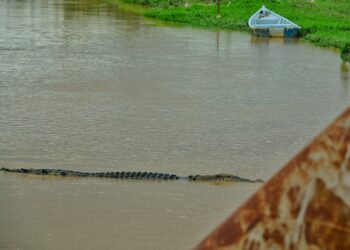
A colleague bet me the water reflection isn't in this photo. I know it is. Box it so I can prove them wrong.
[216,31,220,50]
[0,0,350,249]
[250,36,299,46]
[340,62,350,100]
[340,62,350,82]
[61,0,107,13]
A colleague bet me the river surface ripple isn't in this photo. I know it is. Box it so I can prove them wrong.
[0,0,349,249]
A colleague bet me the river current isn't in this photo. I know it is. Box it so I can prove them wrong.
[0,0,349,249]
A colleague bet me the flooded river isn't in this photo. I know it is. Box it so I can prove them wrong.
[0,0,349,249]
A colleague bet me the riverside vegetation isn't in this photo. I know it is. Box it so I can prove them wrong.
[110,0,350,62]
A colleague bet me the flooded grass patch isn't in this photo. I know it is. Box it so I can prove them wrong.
[107,0,146,14]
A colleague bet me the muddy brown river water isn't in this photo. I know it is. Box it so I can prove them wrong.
[0,0,349,249]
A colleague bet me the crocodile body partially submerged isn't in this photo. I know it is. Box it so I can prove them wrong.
[0,168,264,183]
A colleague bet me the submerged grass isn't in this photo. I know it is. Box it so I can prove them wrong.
[109,0,350,61]
[106,0,146,14]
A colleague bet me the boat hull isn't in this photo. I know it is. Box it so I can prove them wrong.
[252,27,299,38]
[195,106,350,250]
[248,5,301,38]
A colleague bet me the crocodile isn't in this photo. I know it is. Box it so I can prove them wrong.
[0,168,264,183]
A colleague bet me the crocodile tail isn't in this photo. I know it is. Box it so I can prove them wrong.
[0,168,181,181]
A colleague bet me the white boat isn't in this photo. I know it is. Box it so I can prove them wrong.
[248,5,300,37]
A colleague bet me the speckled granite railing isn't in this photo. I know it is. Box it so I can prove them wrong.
[195,107,350,250]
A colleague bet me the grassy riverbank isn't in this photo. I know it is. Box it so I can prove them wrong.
[110,0,350,62]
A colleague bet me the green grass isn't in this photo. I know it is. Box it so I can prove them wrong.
[110,0,350,61]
